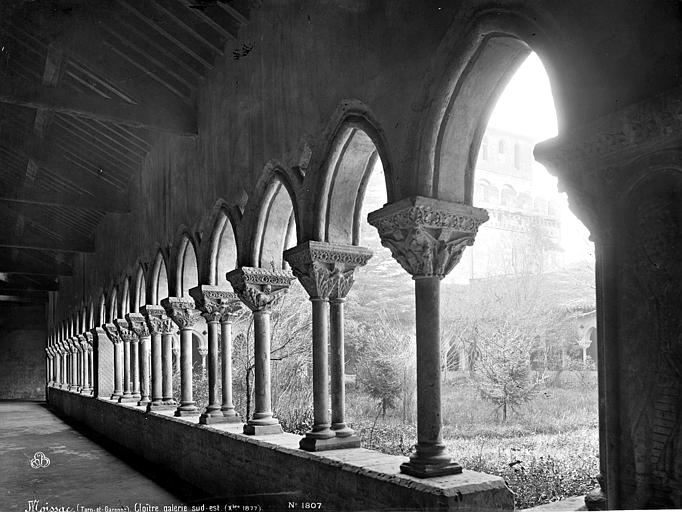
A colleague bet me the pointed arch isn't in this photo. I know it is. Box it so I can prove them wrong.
[120,276,131,315]
[415,9,567,203]
[244,163,302,269]
[150,250,170,305]
[133,264,147,312]
[175,234,199,297]
[107,286,118,322]
[204,201,240,286]
[98,293,106,326]
[307,101,395,244]
[87,299,95,330]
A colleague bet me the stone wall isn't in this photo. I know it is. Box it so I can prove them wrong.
[0,304,46,400]
[48,388,513,511]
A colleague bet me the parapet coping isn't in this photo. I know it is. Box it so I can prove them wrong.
[62,390,510,499]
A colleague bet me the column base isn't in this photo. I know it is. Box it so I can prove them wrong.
[400,460,463,478]
[331,424,356,438]
[175,406,200,417]
[221,411,242,423]
[137,398,151,407]
[110,392,123,400]
[200,413,231,425]
[132,393,142,400]
[300,434,361,452]
[243,423,283,435]
[80,388,92,395]
[146,402,176,412]
[118,395,138,403]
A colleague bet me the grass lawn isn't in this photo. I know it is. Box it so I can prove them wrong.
[346,373,599,509]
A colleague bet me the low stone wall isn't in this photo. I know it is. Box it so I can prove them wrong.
[48,388,514,511]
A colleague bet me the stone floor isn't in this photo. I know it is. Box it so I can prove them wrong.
[0,400,205,511]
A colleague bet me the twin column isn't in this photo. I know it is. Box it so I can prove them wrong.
[283,241,372,451]
[161,297,202,417]
[190,285,243,425]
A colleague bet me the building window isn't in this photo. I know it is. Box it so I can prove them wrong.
[498,139,505,154]
[481,137,489,160]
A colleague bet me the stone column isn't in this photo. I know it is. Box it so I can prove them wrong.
[57,341,66,388]
[162,297,202,417]
[129,335,142,400]
[141,305,175,411]
[368,196,487,478]
[84,333,94,395]
[114,319,137,402]
[60,340,69,389]
[69,337,79,391]
[172,335,180,374]
[161,317,178,406]
[77,335,87,392]
[80,335,91,394]
[190,285,244,425]
[103,323,124,400]
[53,346,61,387]
[127,313,151,406]
[45,347,52,386]
[220,306,241,422]
[284,241,372,451]
[227,267,294,435]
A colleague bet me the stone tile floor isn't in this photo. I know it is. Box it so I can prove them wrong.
[0,400,204,511]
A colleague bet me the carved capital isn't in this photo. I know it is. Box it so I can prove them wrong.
[45,347,53,358]
[161,297,202,329]
[141,305,171,335]
[77,335,87,351]
[189,285,244,323]
[283,241,372,299]
[114,319,137,343]
[103,323,122,345]
[367,196,488,278]
[226,267,295,312]
[84,332,94,351]
[126,312,150,339]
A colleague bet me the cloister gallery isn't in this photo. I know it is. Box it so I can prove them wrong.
[1,1,681,510]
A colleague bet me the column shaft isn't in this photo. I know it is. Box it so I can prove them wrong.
[120,340,133,400]
[82,349,91,393]
[307,299,333,439]
[244,310,281,434]
[112,343,123,399]
[220,320,239,420]
[150,332,163,405]
[330,298,353,436]
[176,327,198,416]
[199,320,222,423]
[131,341,141,399]
[138,336,150,405]
[161,333,174,403]
[400,276,461,477]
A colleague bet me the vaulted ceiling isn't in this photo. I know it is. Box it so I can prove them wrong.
[0,0,250,304]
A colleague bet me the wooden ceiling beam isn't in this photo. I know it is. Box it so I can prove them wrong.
[0,231,94,253]
[0,131,130,198]
[0,75,197,136]
[0,190,129,213]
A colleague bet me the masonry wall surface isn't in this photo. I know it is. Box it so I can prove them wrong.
[0,304,46,400]
[48,388,514,511]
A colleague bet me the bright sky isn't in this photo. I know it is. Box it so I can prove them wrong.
[486,53,593,264]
